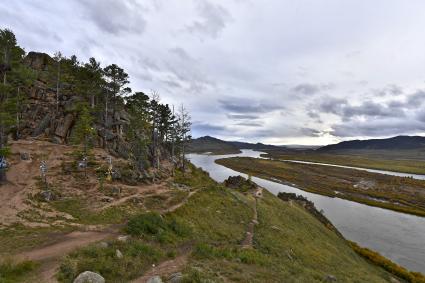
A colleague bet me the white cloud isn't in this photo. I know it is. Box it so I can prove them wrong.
[2,0,425,144]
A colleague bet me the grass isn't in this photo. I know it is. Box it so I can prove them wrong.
[0,223,74,254]
[263,151,425,175]
[50,198,135,225]
[57,238,169,282]
[0,259,38,283]
[55,165,419,282]
[216,157,425,216]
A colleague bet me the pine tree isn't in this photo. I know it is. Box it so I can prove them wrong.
[71,103,95,158]
[176,104,192,172]
[126,92,151,171]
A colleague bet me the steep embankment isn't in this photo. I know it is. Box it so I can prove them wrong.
[1,141,420,282]
[54,167,407,282]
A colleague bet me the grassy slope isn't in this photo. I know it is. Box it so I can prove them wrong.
[262,151,425,175]
[216,157,425,217]
[170,176,394,282]
[54,165,401,282]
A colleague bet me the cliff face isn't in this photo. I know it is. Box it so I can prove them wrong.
[18,52,132,158]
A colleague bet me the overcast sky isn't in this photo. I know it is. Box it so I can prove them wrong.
[2,0,425,145]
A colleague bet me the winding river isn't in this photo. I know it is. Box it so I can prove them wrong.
[188,150,425,273]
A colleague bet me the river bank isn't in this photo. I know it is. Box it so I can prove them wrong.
[216,157,425,216]
[188,150,425,273]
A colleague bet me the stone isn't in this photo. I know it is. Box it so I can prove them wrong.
[32,113,51,137]
[55,113,74,138]
[323,275,337,282]
[147,276,163,283]
[117,235,129,242]
[20,152,30,160]
[98,242,108,248]
[168,272,183,283]
[390,278,401,283]
[111,169,121,180]
[116,249,123,259]
[40,190,56,202]
[73,271,105,283]
[24,52,53,71]
[224,175,257,190]
[100,196,114,203]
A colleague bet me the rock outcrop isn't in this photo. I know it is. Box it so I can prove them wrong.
[17,52,136,159]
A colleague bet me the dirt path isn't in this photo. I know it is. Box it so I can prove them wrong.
[131,254,188,283]
[16,229,119,282]
[241,187,263,248]
[163,189,198,213]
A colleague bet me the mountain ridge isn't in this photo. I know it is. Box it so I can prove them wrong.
[317,135,425,151]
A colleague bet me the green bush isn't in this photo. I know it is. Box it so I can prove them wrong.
[125,212,191,243]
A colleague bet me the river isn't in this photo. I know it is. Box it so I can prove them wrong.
[188,150,425,273]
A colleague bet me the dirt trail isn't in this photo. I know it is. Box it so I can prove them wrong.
[131,254,188,283]
[163,189,198,213]
[16,229,120,282]
[241,187,263,248]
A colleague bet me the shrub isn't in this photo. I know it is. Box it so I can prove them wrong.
[125,212,191,243]
[350,241,425,283]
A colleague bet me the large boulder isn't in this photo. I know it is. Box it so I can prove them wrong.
[73,271,105,283]
[224,175,257,191]
[55,113,74,138]
[32,113,51,137]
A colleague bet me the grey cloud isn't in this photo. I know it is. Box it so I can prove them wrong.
[227,114,259,120]
[373,84,404,97]
[236,122,262,127]
[219,98,283,114]
[77,0,146,35]
[318,97,347,114]
[187,0,232,38]
[292,83,334,95]
[192,122,226,133]
[162,79,182,89]
[169,47,193,61]
[318,97,405,121]
[299,127,322,137]
[331,118,425,138]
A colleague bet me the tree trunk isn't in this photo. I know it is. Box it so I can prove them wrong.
[56,60,60,112]
[16,87,20,139]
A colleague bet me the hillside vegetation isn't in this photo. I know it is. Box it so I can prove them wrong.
[55,165,407,283]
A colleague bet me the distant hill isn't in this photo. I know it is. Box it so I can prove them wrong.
[188,136,285,154]
[317,135,425,152]
[187,136,241,154]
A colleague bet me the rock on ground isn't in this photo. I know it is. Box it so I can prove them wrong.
[168,272,183,283]
[73,271,105,283]
[147,276,163,283]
